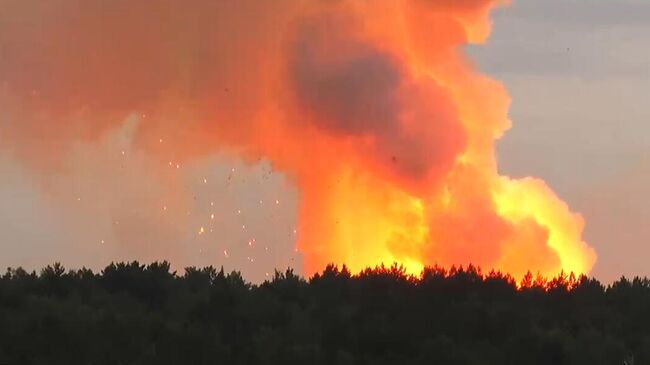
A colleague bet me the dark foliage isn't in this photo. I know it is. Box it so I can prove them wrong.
[0,262,648,364]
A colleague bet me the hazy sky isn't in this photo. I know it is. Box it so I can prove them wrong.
[472,0,650,281]
[1,0,648,282]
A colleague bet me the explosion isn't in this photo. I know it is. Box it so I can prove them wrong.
[0,0,596,279]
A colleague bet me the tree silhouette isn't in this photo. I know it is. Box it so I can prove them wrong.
[0,262,648,364]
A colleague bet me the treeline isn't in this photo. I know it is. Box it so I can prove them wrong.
[0,262,649,365]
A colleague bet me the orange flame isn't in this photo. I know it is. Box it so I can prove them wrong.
[281,0,596,279]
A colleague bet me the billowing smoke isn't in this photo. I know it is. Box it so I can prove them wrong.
[0,0,596,279]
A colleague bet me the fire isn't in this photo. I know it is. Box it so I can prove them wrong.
[0,0,596,280]
[298,168,429,276]
[284,0,596,280]
[493,177,593,279]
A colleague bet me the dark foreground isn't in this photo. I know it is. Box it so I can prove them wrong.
[0,262,648,365]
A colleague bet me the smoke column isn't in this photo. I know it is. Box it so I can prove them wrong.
[0,0,596,279]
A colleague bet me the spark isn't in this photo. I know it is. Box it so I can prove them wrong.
[203,178,208,184]
[159,138,164,143]
[210,213,215,220]
[224,249,229,257]
[275,199,280,205]
[210,202,214,207]
[198,226,205,235]
[121,150,125,156]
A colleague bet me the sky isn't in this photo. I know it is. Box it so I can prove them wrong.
[0,0,648,282]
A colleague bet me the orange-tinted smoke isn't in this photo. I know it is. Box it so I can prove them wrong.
[0,0,596,279]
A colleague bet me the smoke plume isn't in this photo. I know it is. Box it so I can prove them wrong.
[0,0,596,279]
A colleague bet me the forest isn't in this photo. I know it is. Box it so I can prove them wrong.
[0,261,648,365]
